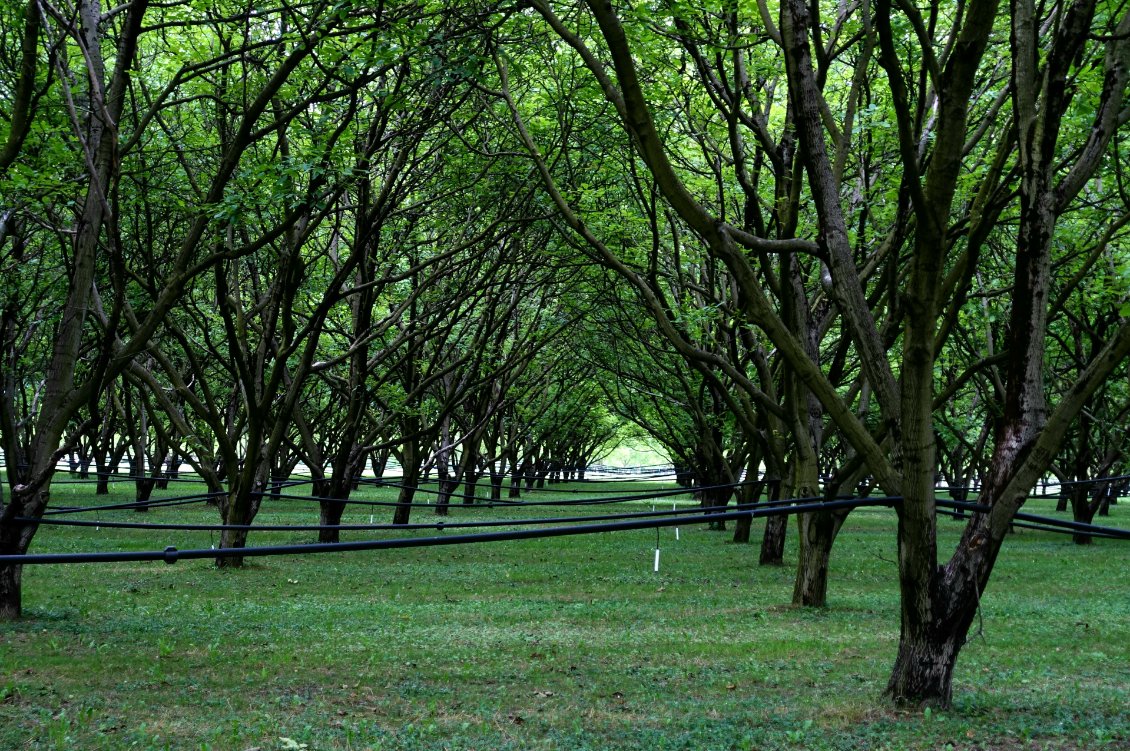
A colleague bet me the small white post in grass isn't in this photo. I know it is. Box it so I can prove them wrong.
[673,501,679,541]
[370,514,374,525]
[653,547,660,572]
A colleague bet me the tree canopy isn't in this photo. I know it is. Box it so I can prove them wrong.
[1,0,1129,708]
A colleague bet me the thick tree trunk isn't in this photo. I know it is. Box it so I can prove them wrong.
[134,477,155,511]
[760,515,788,565]
[732,514,752,543]
[319,498,347,543]
[217,457,268,568]
[0,562,21,621]
[792,510,846,607]
[393,484,415,525]
[463,474,479,505]
[1070,486,1097,544]
[394,442,422,525]
[0,485,49,618]
[886,631,963,708]
[217,525,250,569]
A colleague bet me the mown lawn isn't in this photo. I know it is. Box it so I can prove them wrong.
[1,477,1127,750]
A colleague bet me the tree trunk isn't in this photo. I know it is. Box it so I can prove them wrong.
[435,478,457,516]
[759,479,786,565]
[0,562,21,621]
[732,513,752,543]
[699,484,732,531]
[217,525,250,569]
[393,484,415,525]
[319,498,347,543]
[371,449,388,479]
[792,509,846,606]
[134,477,156,511]
[393,442,421,525]
[1070,485,1096,544]
[0,484,48,619]
[886,631,963,708]
[217,456,268,568]
[463,474,479,505]
[95,455,111,495]
[760,515,788,564]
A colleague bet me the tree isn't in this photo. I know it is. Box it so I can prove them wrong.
[503,0,1130,706]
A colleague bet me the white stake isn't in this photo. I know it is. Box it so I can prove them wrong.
[653,547,660,572]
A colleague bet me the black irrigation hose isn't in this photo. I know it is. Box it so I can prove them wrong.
[936,498,1130,539]
[936,507,1127,540]
[46,475,214,485]
[4,495,1127,565]
[0,496,899,565]
[329,479,708,506]
[13,494,835,533]
[941,474,1130,495]
[513,478,769,494]
[40,492,225,515]
[37,480,702,517]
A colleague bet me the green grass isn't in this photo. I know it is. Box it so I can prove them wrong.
[1,477,1128,750]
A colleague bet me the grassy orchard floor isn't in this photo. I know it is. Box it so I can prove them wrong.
[1,478,1128,750]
